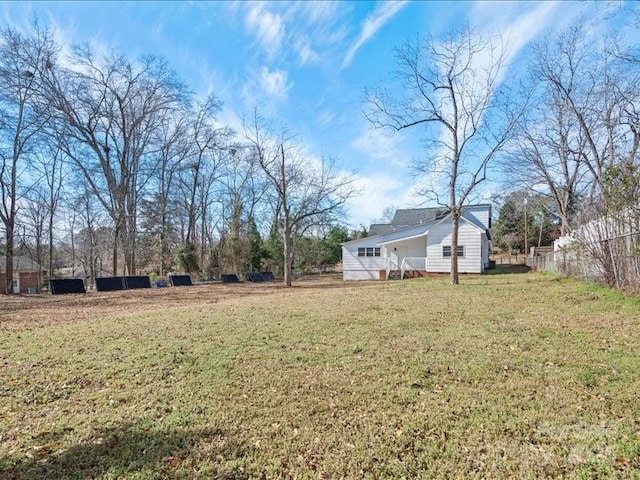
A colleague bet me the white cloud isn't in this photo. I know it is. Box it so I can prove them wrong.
[245,4,285,59]
[342,1,408,69]
[232,1,349,68]
[474,1,559,80]
[259,66,292,100]
[346,172,415,227]
[294,36,319,66]
[351,128,410,168]
[316,109,335,128]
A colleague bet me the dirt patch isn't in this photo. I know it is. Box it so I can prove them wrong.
[0,277,346,330]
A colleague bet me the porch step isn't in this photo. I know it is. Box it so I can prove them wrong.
[387,270,403,280]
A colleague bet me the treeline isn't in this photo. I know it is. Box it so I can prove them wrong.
[499,20,640,286]
[504,21,640,236]
[0,24,354,292]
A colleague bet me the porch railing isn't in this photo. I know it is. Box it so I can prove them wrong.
[400,257,427,279]
[385,257,397,280]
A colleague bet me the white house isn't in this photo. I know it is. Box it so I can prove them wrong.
[342,204,492,280]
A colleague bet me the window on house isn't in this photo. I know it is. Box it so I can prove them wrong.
[358,247,381,257]
[443,245,464,257]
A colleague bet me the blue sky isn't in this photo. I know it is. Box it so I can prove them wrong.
[1,1,636,228]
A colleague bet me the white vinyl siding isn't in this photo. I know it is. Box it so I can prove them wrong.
[463,205,491,230]
[341,208,490,280]
[387,237,427,258]
[358,247,381,257]
[342,243,386,280]
[481,232,489,268]
[426,220,483,273]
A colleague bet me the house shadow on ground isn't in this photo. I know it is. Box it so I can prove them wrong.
[0,421,252,480]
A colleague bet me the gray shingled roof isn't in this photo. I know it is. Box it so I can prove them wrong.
[368,224,395,235]
[0,255,42,272]
[390,207,449,227]
[361,204,490,241]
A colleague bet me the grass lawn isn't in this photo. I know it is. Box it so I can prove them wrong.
[1,271,639,479]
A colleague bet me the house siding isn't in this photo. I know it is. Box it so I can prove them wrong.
[464,204,491,230]
[0,271,41,294]
[19,272,40,294]
[426,220,483,273]
[386,237,427,264]
[481,232,489,268]
[342,244,385,280]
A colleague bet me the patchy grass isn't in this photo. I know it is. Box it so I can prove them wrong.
[1,273,639,479]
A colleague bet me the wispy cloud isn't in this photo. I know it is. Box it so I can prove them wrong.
[293,36,319,66]
[234,1,349,68]
[346,172,414,227]
[351,127,410,169]
[473,1,559,70]
[316,109,335,128]
[259,66,292,100]
[245,4,285,59]
[341,1,408,70]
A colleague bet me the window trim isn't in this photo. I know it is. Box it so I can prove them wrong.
[357,246,381,257]
[443,245,464,258]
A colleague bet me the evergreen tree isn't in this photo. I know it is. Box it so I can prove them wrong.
[174,243,199,273]
[494,191,557,251]
[321,226,350,265]
[247,216,264,272]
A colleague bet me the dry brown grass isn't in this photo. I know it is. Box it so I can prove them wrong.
[1,272,639,479]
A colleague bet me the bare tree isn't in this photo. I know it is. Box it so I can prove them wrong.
[178,96,229,252]
[365,26,520,284]
[0,25,54,294]
[244,111,355,287]
[506,90,590,235]
[41,46,189,275]
[24,138,67,281]
[140,111,190,275]
[523,22,640,288]
[216,145,267,277]
[21,188,46,287]
[531,23,640,198]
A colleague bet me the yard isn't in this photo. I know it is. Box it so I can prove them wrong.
[1,270,639,479]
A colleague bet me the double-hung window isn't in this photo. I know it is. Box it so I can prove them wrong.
[358,247,381,257]
[443,245,464,257]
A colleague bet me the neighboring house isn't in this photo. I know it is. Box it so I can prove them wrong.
[546,209,640,288]
[0,255,43,294]
[342,204,492,280]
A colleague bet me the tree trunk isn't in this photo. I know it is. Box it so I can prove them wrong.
[160,225,166,277]
[450,212,460,285]
[48,212,54,283]
[35,227,42,293]
[126,216,136,275]
[4,221,15,294]
[112,231,119,276]
[283,224,293,287]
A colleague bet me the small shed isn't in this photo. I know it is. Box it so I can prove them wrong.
[0,255,43,294]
